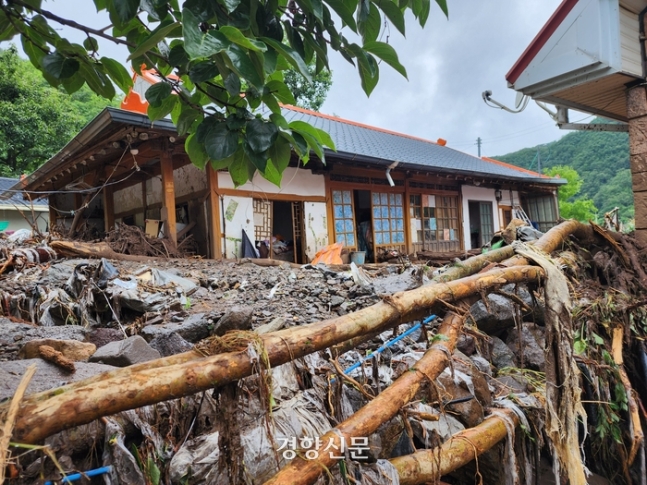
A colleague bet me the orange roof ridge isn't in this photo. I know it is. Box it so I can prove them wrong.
[281,104,439,145]
[481,156,551,179]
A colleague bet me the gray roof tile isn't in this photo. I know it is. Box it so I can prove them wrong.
[282,106,556,183]
[0,177,48,206]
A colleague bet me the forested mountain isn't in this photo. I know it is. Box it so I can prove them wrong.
[494,120,633,222]
[0,46,119,178]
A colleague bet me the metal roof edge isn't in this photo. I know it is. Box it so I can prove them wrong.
[327,151,566,186]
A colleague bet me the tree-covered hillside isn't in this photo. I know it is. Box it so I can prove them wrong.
[494,120,632,222]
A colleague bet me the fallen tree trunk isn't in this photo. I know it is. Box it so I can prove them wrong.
[50,240,163,262]
[10,265,544,444]
[390,408,520,485]
[264,312,465,485]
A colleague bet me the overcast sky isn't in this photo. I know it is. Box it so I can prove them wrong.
[11,1,574,158]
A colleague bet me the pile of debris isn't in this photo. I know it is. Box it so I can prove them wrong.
[1,220,647,484]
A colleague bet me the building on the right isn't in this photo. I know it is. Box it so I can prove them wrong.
[504,0,647,243]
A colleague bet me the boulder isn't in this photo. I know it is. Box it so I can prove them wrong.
[0,359,115,400]
[140,313,210,343]
[149,333,194,357]
[469,294,516,335]
[86,327,125,349]
[490,336,516,370]
[212,306,254,336]
[90,336,160,367]
[18,339,96,361]
[506,323,546,371]
[0,320,87,361]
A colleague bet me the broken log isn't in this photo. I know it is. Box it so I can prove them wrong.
[390,407,519,484]
[10,265,544,444]
[264,312,465,485]
[50,240,163,262]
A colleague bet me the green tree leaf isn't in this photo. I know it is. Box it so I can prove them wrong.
[147,93,177,121]
[204,121,239,161]
[145,81,172,107]
[374,0,405,36]
[261,37,312,82]
[324,0,357,30]
[127,21,181,60]
[185,132,209,169]
[219,25,267,52]
[41,53,79,80]
[183,9,231,59]
[188,60,219,83]
[363,40,407,78]
[347,44,378,96]
[246,118,278,153]
[101,56,133,94]
[113,0,140,24]
[225,44,264,89]
[265,79,296,105]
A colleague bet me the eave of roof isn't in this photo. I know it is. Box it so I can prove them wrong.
[8,107,177,196]
[506,0,579,85]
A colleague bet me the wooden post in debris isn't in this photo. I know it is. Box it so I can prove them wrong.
[207,164,222,259]
[160,148,177,246]
[47,195,57,232]
[103,184,114,233]
[627,84,647,249]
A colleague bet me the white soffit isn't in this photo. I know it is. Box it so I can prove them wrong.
[511,0,625,98]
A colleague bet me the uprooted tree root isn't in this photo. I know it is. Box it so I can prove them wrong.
[5,220,647,484]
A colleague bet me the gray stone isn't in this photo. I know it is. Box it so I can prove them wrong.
[149,333,194,357]
[330,295,345,307]
[212,306,253,336]
[495,375,528,394]
[38,260,90,287]
[456,334,476,355]
[86,327,124,349]
[469,294,516,335]
[140,313,209,343]
[490,336,516,369]
[0,358,115,401]
[506,323,546,371]
[470,355,492,376]
[90,336,160,367]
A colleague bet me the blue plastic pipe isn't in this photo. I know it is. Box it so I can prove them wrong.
[341,314,437,377]
[44,465,113,485]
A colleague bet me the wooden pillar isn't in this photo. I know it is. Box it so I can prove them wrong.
[103,185,114,233]
[627,85,647,248]
[160,149,177,245]
[207,165,222,259]
[48,194,57,232]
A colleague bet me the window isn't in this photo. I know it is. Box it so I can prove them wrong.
[409,194,460,251]
[372,192,405,245]
[332,190,356,247]
[479,202,494,244]
[524,195,558,232]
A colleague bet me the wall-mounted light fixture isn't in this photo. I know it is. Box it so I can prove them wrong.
[495,189,503,202]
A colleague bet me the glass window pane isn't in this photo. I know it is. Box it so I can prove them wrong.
[334,205,343,218]
[375,232,383,244]
[335,220,344,232]
[395,194,402,204]
[381,207,389,218]
[375,219,382,231]
[373,207,381,218]
[342,191,351,203]
[333,191,342,204]
[396,219,403,230]
[345,219,354,232]
[380,193,388,205]
[343,205,353,218]
[389,193,395,204]
[347,233,355,246]
[383,232,391,244]
[373,192,380,205]
[336,233,345,243]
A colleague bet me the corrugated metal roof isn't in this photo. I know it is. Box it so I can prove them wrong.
[0,177,48,206]
[281,106,560,184]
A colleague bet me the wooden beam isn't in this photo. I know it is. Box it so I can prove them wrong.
[207,165,222,259]
[160,148,177,245]
[215,187,326,202]
[103,184,114,233]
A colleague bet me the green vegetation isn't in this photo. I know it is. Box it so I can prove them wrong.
[284,63,332,112]
[495,119,632,222]
[0,46,118,177]
[544,165,597,222]
[0,0,447,187]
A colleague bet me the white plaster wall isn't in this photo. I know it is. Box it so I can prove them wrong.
[304,202,328,260]
[222,195,254,258]
[461,185,501,250]
[218,167,325,196]
[146,177,162,207]
[0,210,48,233]
[114,183,143,214]
[174,164,207,198]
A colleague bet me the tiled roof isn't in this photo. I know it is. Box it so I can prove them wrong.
[0,177,48,206]
[282,105,559,184]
